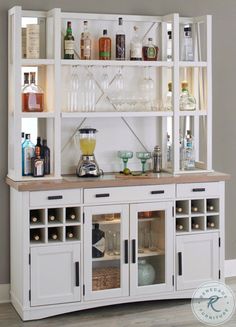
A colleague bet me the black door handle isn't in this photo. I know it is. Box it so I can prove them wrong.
[75,261,80,287]
[151,190,165,194]
[192,188,205,192]
[48,195,63,200]
[178,252,182,276]
[124,240,128,264]
[95,193,110,198]
[132,239,136,264]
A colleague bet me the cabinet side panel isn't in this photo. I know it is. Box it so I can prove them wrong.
[10,188,30,306]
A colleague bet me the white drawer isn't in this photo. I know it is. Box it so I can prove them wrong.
[30,189,82,207]
[176,182,221,198]
[84,184,175,204]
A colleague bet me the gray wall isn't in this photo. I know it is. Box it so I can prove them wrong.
[0,0,235,284]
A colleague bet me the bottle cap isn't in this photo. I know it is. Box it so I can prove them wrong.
[24,72,29,84]
[154,145,161,152]
[167,31,172,39]
[181,80,188,89]
[168,81,172,91]
[118,17,123,25]
[42,139,47,145]
[67,21,72,27]
[25,133,30,139]
[37,136,41,144]
[148,37,153,41]
[103,29,108,35]
[84,20,88,25]
[30,72,36,84]
[21,132,25,138]
[133,26,138,32]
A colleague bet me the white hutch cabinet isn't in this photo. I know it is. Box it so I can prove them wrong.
[7,5,229,321]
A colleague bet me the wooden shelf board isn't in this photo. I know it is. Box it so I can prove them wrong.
[61,111,173,118]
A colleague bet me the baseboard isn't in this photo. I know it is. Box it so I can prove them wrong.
[225,259,236,278]
[0,284,10,303]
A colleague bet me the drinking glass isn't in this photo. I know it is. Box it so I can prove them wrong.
[117,150,133,170]
[101,66,109,91]
[136,151,151,174]
[141,67,155,111]
[105,230,113,256]
[138,222,145,253]
[67,66,80,112]
[83,67,96,112]
[149,229,158,252]
[113,231,120,255]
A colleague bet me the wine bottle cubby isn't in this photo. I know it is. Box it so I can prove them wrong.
[48,208,64,224]
[30,209,45,226]
[65,207,80,223]
[176,200,189,216]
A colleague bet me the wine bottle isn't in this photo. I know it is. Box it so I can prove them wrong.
[31,233,40,241]
[30,216,38,223]
[176,224,184,231]
[191,206,198,212]
[49,230,58,240]
[192,222,200,229]
[99,29,111,60]
[66,208,76,220]
[64,21,75,59]
[92,223,105,258]
[66,230,74,239]
[207,205,214,211]
[80,21,91,60]
[176,207,183,213]
[116,17,125,60]
[207,221,215,228]
[48,210,56,222]
[41,139,50,175]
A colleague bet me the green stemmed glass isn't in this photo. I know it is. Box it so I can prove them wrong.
[136,151,151,174]
[118,151,133,170]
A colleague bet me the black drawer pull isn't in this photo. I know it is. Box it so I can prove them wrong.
[192,188,205,192]
[95,193,110,198]
[132,239,136,264]
[124,240,128,264]
[75,262,80,287]
[47,195,63,200]
[178,252,182,276]
[151,190,165,195]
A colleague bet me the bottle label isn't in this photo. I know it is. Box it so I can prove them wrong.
[26,24,40,59]
[83,39,91,58]
[35,160,44,176]
[130,44,142,59]
[24,147,34,175]
[65,40,75,55]
[99,51,111,58]
[147,47,156,59]
[93,237,105,253]
[116,35,125,59]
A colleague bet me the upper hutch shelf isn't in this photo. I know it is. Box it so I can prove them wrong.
[8,6,212,181]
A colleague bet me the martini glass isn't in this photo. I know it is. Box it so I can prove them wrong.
[118,151,133,170]
[136,151,151,174]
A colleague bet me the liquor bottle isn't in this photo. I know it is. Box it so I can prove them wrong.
[116,17,125,60]
[26,24,40,59]
[176,224,184,231]
[41,139,50,175]
[99,30,111,60]
[35,136,42,152]
[48,230,58,240]
[22,72,44,112]
[152,145,162,173]
[191,206,198,212]
[142,37,158,61]
[179,81,196,111]
[207,204,214,211]
[176,207,183,214]
[167,31,172,61]
[22,72,29,90]
[30,215,38,223]
[192,222,200,229]
[167,133,172,168]
[31,146,44,177]
[92,223,105,258]
[66,208,76,220]
[182,26,193,61]
[130,26,142,61]
[80,21,92,60]
[164,82,172,111]
[64,21,75,59]
[22,134,35,176]
[21,132,25,144]
[183,130,195,170]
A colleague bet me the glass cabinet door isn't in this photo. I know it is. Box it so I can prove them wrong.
[130,202,174,296]
[84,205,129,301]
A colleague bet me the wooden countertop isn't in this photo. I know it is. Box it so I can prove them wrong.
[6,171,230,192]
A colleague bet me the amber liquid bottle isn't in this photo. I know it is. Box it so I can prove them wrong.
[22,72,44,112]
[99,29,111,60]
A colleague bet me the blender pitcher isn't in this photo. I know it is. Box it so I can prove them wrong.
[75,127,101,177]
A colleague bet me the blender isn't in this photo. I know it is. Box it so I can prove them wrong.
[75,127,101,177]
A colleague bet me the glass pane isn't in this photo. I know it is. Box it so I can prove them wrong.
[92,212,121,291]
[137,210,165,287]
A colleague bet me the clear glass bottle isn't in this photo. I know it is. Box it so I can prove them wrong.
[182,26,193,61]
[22,72,44,112]
[130,26,142,61]
[142,38,158,61]
[22,133,35,176]
[165,82,172,111]
[99,29,111,60]
[22,72,29,89]
[116,17,125,60]
[64,21,75,59]
[183,130,195,170]
[179,81,196,111]
[167,31,172,61]
[80,21,91,60]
